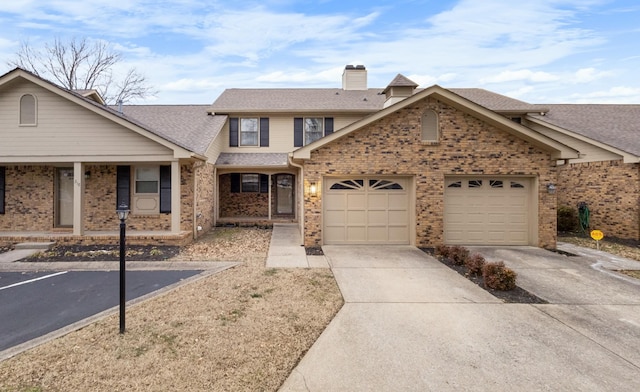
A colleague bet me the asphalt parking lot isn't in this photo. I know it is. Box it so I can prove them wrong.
[0,269,203,353]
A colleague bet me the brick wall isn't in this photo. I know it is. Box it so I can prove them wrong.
[218,174,269,217]
[0,165,54,230]
[303,97,557,248]
[194,163,216,237]
[557,160,640,241]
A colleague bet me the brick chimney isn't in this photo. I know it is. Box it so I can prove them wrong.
[342,65,367,90]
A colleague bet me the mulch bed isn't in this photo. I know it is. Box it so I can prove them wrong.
[21,244,181,262]
[420,248,547,304]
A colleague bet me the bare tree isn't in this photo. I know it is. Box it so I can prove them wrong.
[8,37,156,104]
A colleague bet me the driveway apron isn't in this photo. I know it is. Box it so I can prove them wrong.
[279,245,640,392]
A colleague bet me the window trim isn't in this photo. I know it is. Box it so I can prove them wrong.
[19,94,37,126]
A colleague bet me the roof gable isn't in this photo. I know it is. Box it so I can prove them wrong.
[529,104,640,159]
[0,68,202,160]
[293,85,577,160]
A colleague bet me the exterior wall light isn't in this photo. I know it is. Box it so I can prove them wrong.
[309,182,318,197]
[84,171,91,179]
[546,183,556,194]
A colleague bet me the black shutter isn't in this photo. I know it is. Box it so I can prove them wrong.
[294,117,303,147]
[230,173,241,193]
[260,118,269,147]
[159,165,171,213]
[116,166,131,210]
[229,118,239,147]
[260,174,269,193]
[0,167,5,214]
[325,117,334,136]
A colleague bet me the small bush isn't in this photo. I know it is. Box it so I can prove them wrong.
[557,205,578,232]
[449,246,469,266]
[482,261,517,291]
[465,254,486,276]
[435,245,451,258]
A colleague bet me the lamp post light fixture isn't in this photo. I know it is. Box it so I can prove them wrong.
[116,202,130,334]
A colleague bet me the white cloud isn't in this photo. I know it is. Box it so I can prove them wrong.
[481,70,560,84]
[571,67,613,83]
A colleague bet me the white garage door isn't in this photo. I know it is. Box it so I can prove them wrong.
[324,178,410,244]
[444,177,532,245]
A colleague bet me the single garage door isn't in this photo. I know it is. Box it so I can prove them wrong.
[324,178,410,244]
[444,177,532,245]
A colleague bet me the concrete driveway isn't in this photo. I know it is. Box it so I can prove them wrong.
[279,245,640,392]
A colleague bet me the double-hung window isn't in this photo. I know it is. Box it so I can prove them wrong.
[240,118,259,146]
[304,118,324,145]
[294,117,334,147]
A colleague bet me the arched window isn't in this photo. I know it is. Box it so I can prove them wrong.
[421,109,439,142]
[20,94,37,125]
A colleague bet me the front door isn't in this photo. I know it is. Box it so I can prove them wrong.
[56,168,74,227]
[275,174,294,215]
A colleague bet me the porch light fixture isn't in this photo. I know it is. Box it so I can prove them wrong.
[309,182,318,196]
[546,183,556,194]
[84,171,91,180]
[116,202,130,334]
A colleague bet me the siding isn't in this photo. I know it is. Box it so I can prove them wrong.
[219,113,369,154]
[526,120,621,163]
[0,80,173,159]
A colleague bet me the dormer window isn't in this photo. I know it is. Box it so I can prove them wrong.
[20,94,37,125]
[421,109,439,142]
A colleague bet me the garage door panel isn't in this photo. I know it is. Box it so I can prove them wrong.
[346,210,366,225]
[346,227,366,242]
[445,177,532,245]
[324,177,410,245]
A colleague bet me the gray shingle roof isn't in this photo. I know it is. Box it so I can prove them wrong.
[117,105,227,155]
[387,74,418,88]
[215,152,289,167]
[449,88,545,113]
[529,105,640,156]
[210,88,386,113]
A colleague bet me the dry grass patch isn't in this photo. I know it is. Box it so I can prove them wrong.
[0,227,343,391]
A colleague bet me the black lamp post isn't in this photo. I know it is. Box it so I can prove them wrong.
[116,202,130,334]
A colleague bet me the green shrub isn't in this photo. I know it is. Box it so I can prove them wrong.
[465,254,486,276]
[482,261,517,291]
[449,246,469,266]
[557,205,578,232]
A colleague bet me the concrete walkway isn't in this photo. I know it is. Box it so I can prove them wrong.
[266,223,329,268]
[279,245,640,392]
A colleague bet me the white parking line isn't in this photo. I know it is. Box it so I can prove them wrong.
[0,271,68,291]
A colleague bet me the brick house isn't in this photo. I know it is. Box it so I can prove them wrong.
[2,65,638,247]
[0,68,223,245]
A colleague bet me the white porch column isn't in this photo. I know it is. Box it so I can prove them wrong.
[171,161,181,234]
[73,162,85,236]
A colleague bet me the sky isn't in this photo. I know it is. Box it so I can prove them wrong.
[0,0,639,104]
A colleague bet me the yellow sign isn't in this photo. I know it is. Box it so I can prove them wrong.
[590,230,604,241]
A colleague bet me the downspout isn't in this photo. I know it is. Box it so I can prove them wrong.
[288,154,305,246]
